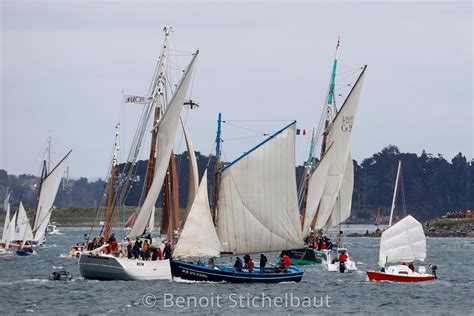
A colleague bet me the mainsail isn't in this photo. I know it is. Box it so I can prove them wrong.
[216,122,303,255]
[128,51,199,239]
[33,150,71,242]
[379,215,427,266]
[174,171,223,258]
[326,151,354,227]
[313,67,366,229]
[302,144,335,236]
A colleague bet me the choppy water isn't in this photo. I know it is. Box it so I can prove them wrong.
[0,225,472,315]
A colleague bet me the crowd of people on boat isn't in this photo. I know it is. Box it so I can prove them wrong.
[82,233,173,261]
[233,253,271,272]
[304,233,333,251]
[441,209,473,219]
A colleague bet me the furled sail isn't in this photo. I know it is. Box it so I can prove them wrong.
[326,151,354,227]
[313,67,365,229]
[128,51,198,239]
[379,215,426,266]
[174,171,223,258]
[2,192,11,242]
[33,150,71,242]
[181,118,199,215]
[14,202,34,242]
[217,122,303,255]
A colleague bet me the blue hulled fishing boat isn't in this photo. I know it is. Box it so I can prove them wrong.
[171,116,305,283]
[171,260,304,283]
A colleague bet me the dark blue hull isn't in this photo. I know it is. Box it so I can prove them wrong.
[171,260,304,283]
[16,250,33,256]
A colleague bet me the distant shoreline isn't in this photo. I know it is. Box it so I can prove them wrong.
[347,218,474,238]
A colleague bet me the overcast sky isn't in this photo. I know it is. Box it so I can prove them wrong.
[1,0,472,178]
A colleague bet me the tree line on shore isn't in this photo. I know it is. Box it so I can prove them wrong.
[0,145,472,221]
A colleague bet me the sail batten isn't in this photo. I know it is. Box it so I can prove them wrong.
[216,123,303,255]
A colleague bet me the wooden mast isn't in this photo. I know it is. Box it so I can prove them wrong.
[161,154,179,239]
[104,124,120,241]
[141,27,172,235]
[212,113,222,226]
[308,38,341,232]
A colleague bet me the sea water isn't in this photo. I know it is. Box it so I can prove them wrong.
[0,226,472,315]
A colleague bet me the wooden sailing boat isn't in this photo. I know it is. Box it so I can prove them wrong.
[170,114,305,283]
[78,28,199,280]
[367,161,436,282]
[0,134,71,251]
[282,40,366,270]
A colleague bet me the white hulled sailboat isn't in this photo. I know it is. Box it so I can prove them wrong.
[78,28,199,280]
[282,40,366,272]
[367,161,437,282]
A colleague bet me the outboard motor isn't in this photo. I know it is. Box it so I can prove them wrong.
[49,268,73,281]
[429,264,438,279]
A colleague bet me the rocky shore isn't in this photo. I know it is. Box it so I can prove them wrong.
[348,218,474,237]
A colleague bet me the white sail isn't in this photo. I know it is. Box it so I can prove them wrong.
[2,192,11,242]
[217,122,303,255]
[302,144,335,236]
[128,52,198,239]
[14,202,33,242]
[33,151,71,242]
[174,171,223,258]
[5,211,17,246]
[379,215,426,266]
[314,69,365,229]
[148,207,155,232]
[181,118,199,214]
[326,151,354,227]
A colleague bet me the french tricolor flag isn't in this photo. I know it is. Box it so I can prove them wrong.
[296,128,307,136]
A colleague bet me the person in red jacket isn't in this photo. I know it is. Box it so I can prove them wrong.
[248,259,255,272]
[339,251,348,273]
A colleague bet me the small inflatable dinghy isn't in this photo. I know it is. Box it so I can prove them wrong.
[49,268,73,281]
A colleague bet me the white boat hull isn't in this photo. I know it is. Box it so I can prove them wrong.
[323,248,357,272]
[78,253,172,281]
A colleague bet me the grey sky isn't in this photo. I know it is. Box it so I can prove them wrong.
[1,0,472,178]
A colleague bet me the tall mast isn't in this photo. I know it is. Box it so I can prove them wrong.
[300,129,315,229]
[389,160,402,227]
[320,37,340,158]
[46,129,52,174]
[144,27,171,195]
[104,123,120,241]
[212,112,222,225]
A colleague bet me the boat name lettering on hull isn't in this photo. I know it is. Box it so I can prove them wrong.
[182,269,208,279]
